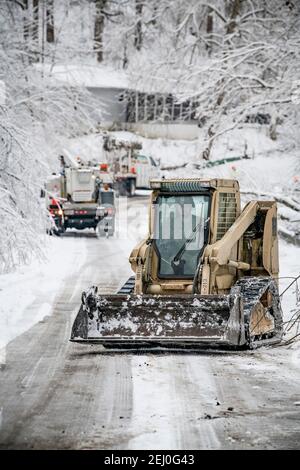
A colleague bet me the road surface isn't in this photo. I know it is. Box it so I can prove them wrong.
[0,196,300,450]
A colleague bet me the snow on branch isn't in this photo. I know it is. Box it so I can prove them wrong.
[0,0,99,273]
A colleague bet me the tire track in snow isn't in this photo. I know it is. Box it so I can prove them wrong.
[174,356,221,449]
[127,354,220,450]
[77,354,133,450]
[0,214,137,448]
[128,355,181,449]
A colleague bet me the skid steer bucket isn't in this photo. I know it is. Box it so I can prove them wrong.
[70,286,247,348]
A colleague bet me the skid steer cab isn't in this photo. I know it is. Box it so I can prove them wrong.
[70,178,283,350]
[96,184,116,238]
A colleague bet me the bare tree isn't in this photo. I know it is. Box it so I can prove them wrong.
[134,0,143,51]
[94,0,107,62]
[206,6,213,55]
[32,0,39,43]
[46,0,55,43]
[226,0,241,35]
[21,0,30,40]
[130,0,299,159]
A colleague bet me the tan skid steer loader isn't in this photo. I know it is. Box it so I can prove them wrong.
[70,178,283,349]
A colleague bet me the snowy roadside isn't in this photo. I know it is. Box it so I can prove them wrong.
[277,241,300,356]
[0,194,147,363]
[0,235,87,362]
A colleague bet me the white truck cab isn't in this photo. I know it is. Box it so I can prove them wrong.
[133,154,160,189]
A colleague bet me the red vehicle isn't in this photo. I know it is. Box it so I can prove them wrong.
[47,197,65,235]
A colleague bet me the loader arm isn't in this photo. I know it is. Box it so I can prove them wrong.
[206,199,278,277]
[207,201,259,268]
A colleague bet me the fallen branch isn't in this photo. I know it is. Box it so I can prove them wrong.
[278,228,300,247]
[193,154,251,170]
[241,190,300,213]
[161,162,188,171]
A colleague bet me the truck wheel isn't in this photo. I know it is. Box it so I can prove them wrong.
[128,179,136,197]
[57,226,65,236]
[118,181,127,197]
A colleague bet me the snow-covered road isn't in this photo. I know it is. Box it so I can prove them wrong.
[0,195,299,449]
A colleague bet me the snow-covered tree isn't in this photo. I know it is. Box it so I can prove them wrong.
[118,0,300,159]
[0,0,97,272]
[1,0,300,272]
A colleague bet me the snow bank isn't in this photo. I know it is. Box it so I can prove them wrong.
[40,64,129,89]
[0,236,86,363]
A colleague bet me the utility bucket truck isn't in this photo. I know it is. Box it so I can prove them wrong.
[45,150,115,236]
[103,135,160,196]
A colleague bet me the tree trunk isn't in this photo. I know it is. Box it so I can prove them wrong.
[94,0,107,63]
[46,0,54,43]
[269,113,278,141]
[200,1,241,161]
[206,7,213,56]
[202,126,215,160]
[123,36,128,69]
[32,0,39,43]
[226,0,241,34]
[151,1,158,26]
[22,0,29,41]
[134,0,143,51]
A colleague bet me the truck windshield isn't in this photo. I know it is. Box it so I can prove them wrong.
[154,194,210,277]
